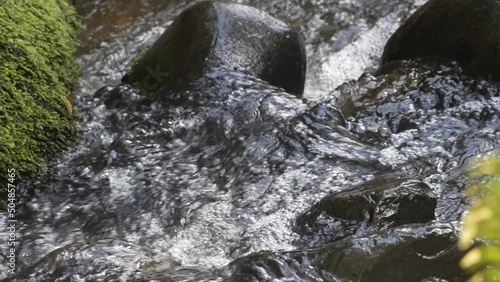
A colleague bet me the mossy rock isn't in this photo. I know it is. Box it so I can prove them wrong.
[381,0,500,80]
[0,0,80,205]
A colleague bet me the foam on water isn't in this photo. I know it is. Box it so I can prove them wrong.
[304,12,401,99]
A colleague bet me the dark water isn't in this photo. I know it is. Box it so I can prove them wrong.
[1,0,499,281]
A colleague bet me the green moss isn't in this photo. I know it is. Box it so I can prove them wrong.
[129,45,152,70]
[141,261,162,270]
[0,0,80,206]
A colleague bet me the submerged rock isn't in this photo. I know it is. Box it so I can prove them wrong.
[227,252,325,282]
[295,174,437,245]
[312,222,466,282]
[381,0,500,80]
[230,223,465,282]
[123,1,306,97]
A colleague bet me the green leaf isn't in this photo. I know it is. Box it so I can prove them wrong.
[461,156,500,282]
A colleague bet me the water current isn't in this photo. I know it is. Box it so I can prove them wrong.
[1,0,499,281]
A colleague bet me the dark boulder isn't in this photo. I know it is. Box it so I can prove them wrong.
[381,0,500,80]
[295,175,437,245]
[374,180,437,229]
[122,1,306,97]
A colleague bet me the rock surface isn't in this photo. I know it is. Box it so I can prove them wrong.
[295,175,438,245]
[123,1,307,97]
[381,0,500,80]
[313,222,466,282]
[230,223,465,282]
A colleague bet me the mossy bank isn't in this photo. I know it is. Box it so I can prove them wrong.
[0,0,80,206]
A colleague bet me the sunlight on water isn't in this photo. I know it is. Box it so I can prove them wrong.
[1,0,499,281]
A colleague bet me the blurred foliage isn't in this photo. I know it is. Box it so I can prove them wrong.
[460,156,500,282]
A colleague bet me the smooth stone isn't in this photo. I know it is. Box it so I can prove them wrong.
[381,0,500,80]
[122,1,306,97]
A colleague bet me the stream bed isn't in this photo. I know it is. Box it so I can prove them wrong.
[1,0,500,281]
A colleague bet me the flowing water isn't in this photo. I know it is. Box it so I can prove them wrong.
[1,0,499,281]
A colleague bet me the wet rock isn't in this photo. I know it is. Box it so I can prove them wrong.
[227,252,326,282]
[295,175,437,245]
[374,180,437,229]
[122,1,306,97]
[294,188,375,244]
[395,116,419,133]
[312,222,467,282]
[297,189,374,224]
[229,223,465,282]
[381,0,500,80]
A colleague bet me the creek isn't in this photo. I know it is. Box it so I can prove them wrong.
[1,0,499,281]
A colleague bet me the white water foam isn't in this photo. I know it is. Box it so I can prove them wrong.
[304,12,402,99]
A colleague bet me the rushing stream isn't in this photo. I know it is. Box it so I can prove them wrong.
[1,0,500,281]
